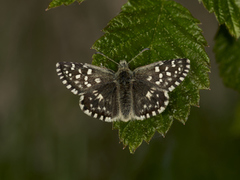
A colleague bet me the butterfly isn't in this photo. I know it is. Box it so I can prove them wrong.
[56,48,190,122]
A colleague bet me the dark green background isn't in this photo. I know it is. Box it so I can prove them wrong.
[1,0,239,179]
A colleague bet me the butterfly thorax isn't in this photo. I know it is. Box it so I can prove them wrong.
[115,60,133,84]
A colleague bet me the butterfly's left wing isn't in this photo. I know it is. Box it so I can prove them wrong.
[133,59,190,92]
[56,62,115,95]
[56,62,120,122]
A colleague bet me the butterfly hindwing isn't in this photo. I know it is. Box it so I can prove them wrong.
[132,80,169,120]
[79,82,119,122]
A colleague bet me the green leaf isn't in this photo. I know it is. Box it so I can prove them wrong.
[199,0,240,38]
[46,0,84,11]
[214,25,240,92]
[92,0,210,153]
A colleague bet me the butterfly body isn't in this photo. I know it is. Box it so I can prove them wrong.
[56,57,190,122]
[115,61,133,121]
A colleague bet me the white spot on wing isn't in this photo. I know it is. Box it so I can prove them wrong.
[152,111,156,116]
[71,89,78,94]
[146,91,152,100]
[79,103,84,110]
[164,100,169,106]
[164,91,169,99]
[147,76,152,81]
[105,117,111,122]
[87,69,92,75]
[175,81,180,86]
[159,107,165,113]
[95,78,101,83]
[66,84,72,89]
[96,94,104,101]
[168,85,175,91]
[84,109,92,116]
[76,74,81,79]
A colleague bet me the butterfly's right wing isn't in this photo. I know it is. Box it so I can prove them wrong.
[131,59,190,120]
[133,59,190,92]
[56,62,119,122]
[131,80,169,120]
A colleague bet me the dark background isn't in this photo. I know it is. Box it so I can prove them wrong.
[1,0,240,179]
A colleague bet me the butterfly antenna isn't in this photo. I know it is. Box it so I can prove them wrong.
[128,48,150,64]
[95,52,119,65]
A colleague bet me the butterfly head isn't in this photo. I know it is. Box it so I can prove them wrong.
[119,60,128,69]
[96,48,149,70]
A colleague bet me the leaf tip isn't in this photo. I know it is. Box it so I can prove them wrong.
[129,148,136,154]
[181,120,186,125]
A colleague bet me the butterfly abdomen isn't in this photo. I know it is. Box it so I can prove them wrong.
[116,69,133,121]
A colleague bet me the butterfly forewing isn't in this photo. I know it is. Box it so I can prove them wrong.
[56,62,115,95]
[134,59,190,92]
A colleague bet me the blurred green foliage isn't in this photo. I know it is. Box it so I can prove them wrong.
[47,0,84,10]
[214,25,240,93]
[199,0,240,38]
